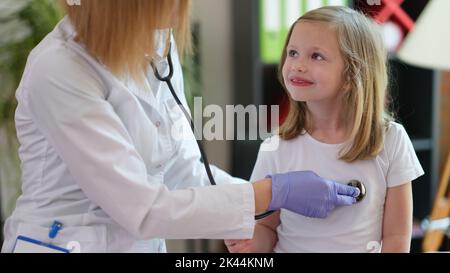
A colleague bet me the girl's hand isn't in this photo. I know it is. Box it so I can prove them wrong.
[224,239,254,253]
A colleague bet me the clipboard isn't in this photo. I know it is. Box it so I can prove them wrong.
[13,236,70,253]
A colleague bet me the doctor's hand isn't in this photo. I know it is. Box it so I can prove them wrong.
[266,171,359,218]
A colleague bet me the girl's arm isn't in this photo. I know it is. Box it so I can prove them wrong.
[381,182,413,253]
[253,211,281,251]
[225,211,280,253]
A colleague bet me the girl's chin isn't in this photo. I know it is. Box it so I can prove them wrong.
[288,91,312,102]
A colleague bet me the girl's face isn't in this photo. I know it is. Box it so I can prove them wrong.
[282,21,347,103]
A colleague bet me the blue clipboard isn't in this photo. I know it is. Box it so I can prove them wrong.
[13,236,70,253]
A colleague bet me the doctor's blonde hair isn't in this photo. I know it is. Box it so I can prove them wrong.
[62,0,192,83]
[278,6,393,162]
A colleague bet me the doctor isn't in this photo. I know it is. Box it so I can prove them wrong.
[2,0,359,253]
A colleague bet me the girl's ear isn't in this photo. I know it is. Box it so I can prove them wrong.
[342,76,351,93]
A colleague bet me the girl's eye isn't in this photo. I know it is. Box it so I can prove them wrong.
[312,52,324,61]
[288,49,298,57]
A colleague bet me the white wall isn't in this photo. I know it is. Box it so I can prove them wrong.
[192,0,234,171]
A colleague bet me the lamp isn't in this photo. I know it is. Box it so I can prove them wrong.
[397,0,450,70]
[397,0,450,253]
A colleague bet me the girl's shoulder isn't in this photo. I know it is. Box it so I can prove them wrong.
[383,121,416,160]
[259,134,283,154]
[381,122,424,186]
[385,121,410,144]
[260,132,307,153]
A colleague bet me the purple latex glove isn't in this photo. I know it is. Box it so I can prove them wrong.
[266,171,359,218]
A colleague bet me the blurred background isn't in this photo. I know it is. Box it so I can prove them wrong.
[1,0,449,253]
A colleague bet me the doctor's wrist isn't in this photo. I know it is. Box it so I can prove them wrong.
[252,179,272,215]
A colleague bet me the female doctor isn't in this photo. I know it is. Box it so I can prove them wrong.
[1,0,359,253]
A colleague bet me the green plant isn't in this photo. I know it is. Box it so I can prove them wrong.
[181,23,203,112]
[0,0,62,119]
[0,0,62,220]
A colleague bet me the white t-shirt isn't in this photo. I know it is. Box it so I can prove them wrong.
[250,122,424,253]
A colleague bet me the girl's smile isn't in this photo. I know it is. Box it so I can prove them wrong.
[288,76,315,87]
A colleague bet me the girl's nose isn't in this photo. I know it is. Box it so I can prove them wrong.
[292,60,307,72]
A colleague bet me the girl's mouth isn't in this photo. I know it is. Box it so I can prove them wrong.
[289,77,314,87]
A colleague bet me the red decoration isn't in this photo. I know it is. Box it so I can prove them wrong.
[374,0,415,31]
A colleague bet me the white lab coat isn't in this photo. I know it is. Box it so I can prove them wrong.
[1,17,255,253]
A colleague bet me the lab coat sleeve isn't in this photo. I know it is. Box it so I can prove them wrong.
[23,45,255,240]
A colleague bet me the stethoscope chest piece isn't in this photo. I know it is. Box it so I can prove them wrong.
[348,180,366,203]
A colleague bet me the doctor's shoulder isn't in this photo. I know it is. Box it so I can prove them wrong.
[21,38,105,101]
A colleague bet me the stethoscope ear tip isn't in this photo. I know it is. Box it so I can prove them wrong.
[151,42,174,82]
[348,180,366,202]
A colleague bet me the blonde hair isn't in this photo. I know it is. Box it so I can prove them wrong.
[278,6,393,162]
[62,0,192,83]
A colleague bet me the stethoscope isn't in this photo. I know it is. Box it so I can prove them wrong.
[151,42,274,220]
[151,41,366,220]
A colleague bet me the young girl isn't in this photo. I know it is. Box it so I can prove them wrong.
[225,6,424,253]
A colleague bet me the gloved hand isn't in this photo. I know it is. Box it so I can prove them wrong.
[266,171,359,218]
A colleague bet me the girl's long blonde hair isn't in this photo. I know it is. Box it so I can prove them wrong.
[61,0,192,83]
[278,6,393,162]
